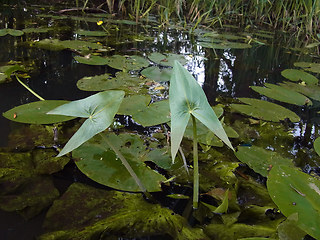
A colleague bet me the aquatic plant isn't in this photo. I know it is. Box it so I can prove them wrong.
[169,61,234,208]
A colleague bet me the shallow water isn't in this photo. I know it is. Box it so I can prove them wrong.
[0,3,320,240]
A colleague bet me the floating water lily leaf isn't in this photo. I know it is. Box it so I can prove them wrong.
[281,69,318,85]
[34,39,101,52]
[48,90,125,157]
[230,98,300,122]
[141,66,172,82]
[198,41,251,49]
[133,99,170,127]
[148,53,187,67]
[235,146,294,177]
[22,27,51,33]
[73,133,166,192]
[117,94,151,116]
[40,183,208,239]
[170,61,233,161]
[74,55,109,65]
[279,81,320,102]
[77,72,144,93]
[106,55,149,71]
[74,29,108,36]
[277,213,306,240]
[0,64,26,83]
[294,62,320,73]
[250,83,312,106]
[267,165,320,239]
[3,100,75,124]
[0,28,24,36]
[314,137,320,157]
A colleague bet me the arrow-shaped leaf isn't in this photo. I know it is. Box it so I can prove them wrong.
[169,61,233,162]
[48,90,125,157]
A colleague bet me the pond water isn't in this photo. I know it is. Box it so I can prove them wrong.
[1,3,320,240]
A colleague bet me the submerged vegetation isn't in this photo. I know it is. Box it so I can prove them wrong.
[1,1,320,239]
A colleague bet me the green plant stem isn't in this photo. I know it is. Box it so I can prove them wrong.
[192,114,199,209]
[99,133,150,196]
[16,75,45,101]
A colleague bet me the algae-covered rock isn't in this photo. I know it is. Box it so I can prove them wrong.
[40,183,209,240]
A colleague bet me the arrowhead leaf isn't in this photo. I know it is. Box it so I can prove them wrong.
[48,90,125,157]
[169,61,233,162]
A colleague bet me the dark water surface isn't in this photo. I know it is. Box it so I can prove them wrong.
[0,3,319,240]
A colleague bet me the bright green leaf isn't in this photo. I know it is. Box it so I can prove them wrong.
[105,55,149,71]
[267,165,320,239]
[294,62,320,74]
[169,61,233,161]
[3,100,75,124]
[0,28,24,36]
[47,90,125,156]
[74,55,109,65]
[250,83,312,106]
[230,98,300,122]
[281,69,318,85]
[279,81,320,102]
[141,66,172,82]
[148,53,187,67]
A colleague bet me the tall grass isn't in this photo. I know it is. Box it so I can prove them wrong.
[83,0,319,37]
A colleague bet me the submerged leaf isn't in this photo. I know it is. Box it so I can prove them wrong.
[3,100,75,124]
[48,90,125,156]
[169,61,233,161]
[40,183,209,239]
[267,165,320,239]
[230,98,300,122]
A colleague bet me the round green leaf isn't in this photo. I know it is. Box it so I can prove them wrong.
[314,137,320,157]
[74,55,109,65]
[141,66,172,82]
[235,145,294,177]
[281,69,318,85]
[294,62,320,74]
[250,83,312,106]
[279,81,320,102]
[267,165,320,239]
[230,98,300,122]
[74,30,108,37]
[105,55,149,71]
[148,53,187,67]
[73,133,166,192]
[3,100,75,124]
[0,28,24,37]
[198,41,251,49]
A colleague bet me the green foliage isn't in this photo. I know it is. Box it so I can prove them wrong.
[230,98,300,122]
[169,61,233,161]
[73,133,167,192]
[294,62,320,74]
[3,100,75,124]
[250,83,312,106]
[148,53,187,67]
[235,146,294,177]
[281,69,318,85]
[0,28,24,36]
[267,165,320,239]
[48,90,125,157]
[141,66,172,82]
[105,54,149,71]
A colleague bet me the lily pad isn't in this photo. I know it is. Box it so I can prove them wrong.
[34,39,101,52]
[105,55,149,71]
[141,66,172,82]
[0,28,24,36]
[198,41,251,49]
[294,62,320,74]
[0,64,26,83]
[281,69,318,85]
[77,72,145,93]
[3,100,75,124]
[250,83,312,106]
[267,165,320,239]
[74,29,108,37]
[40,183,208,239]
[148,53,187,67]
[132,99,170,127]
[118,94,151,116]
[73,133,166,192]
[74,55,109,65]
[235,145,294,177]
[230,98,300,122]
[314,137,320,157]
[279,81,320,102]
[22,27,51,33]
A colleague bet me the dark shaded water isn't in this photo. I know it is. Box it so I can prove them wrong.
[0,3,319,240]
